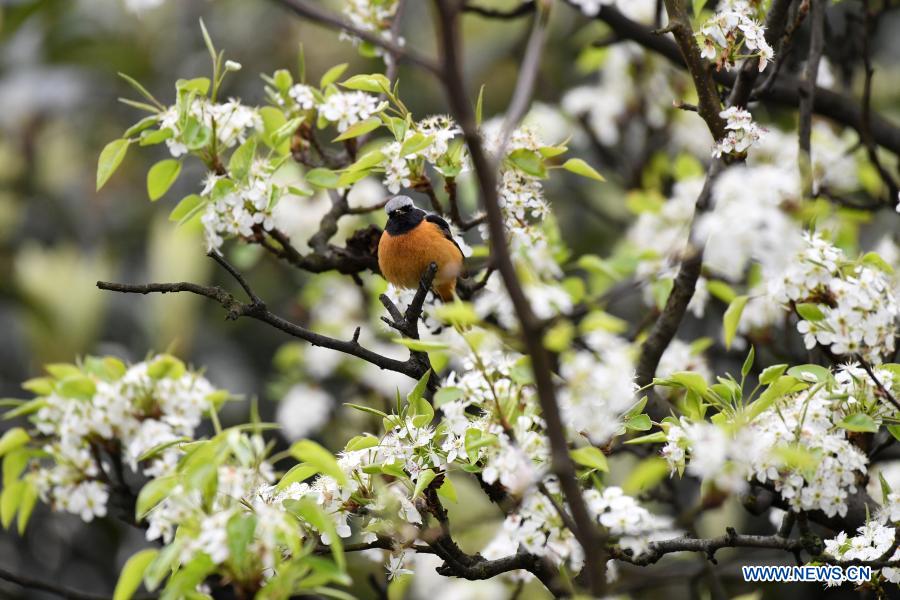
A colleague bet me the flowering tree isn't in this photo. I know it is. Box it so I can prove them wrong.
[2,0,900,598]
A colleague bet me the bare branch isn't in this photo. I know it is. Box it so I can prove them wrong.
[432,0,607,593]
[798,0,825,196]
[462,0,536,19]
[97,257,429,382]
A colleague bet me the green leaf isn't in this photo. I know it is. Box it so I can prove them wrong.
[346,150,386,173]
[0,428,29,458]
[284,497,345,570]
[147,159,182,201]
[759,364,788,385]
[741,346,755,377]
[290,440,346,486]
[786,364,831,384]
[475,84,485,126]
[861,251,894,274]
[888,424,900,442]
[507,148,546,178]
[16,480,37,534]
[143,543,180,592]
[837,413,878,433]
[97,139,130,190]
[259,106,291,154]
[746,375,802,421]
[0,480,24,529]
[226,514,257,574]
[412,470,437,499]
[667,371,708,397]
[692,0,707,17]
[333,117,382,142]
[3,449,28,488]
[228,138,257,181]
[433,302,479,326]
[147,355,186,380]
[276,463,319,491]
[625,414,652,431]
[437,476,457,503]
[175,77,211,96]
[434,386,464,407]
[706,280,736,303]
[344,434,379,453]
[407,370,431,404]
[114,549,159,600]
[341,74,390,93]
[124,115,159,138]
[562,158,605,182]
[391,339,448,352]
[320,63,349,88]
[543,321,575,352]
[723,295,749,349]
[139,128,173,146]
[464,428,497,462]
[623,458,668,494]
[399,132,433,157]
[135,475,177,520]
[305,168,340,188]
[795,303,826,321]
[182,117,212,150]
[168,194,206,224]
[570,446,608,472]
[625,431,669,445]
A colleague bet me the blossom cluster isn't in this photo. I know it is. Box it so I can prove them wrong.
[485,483,677,575]
[159,96,262,159]
[340,0,403,58]
[21,355,221,522]
[698,0,774,72]
[825,522,900,585]
[200,161,281,251]
[662,364,888,518]
[772,233,898,362]
[559,330,639,444]
[712,106,766,158]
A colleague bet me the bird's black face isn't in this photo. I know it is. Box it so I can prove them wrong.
[385,203,425,235]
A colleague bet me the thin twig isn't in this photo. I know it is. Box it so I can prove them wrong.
[271,0,440,75]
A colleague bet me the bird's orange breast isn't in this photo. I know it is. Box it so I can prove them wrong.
[378,222,463,299]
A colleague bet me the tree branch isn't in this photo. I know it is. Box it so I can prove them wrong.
[579,3,900,156]
[0,565,132,600]
[271,0,440,75]
[97,255,430,382]
[432,0,606,594]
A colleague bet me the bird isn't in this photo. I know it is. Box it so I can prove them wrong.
[378,195,464,301]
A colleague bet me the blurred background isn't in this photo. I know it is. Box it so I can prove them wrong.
[1,0,899,598]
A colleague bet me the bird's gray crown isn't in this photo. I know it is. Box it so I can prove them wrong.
[385,195,414,214]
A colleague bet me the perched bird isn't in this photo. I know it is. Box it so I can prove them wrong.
[378,195,464,301]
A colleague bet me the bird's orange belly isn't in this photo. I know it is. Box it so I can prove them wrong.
[378,223,462,290]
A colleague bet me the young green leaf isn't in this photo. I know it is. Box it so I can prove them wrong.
[147,159,182,201]
[333,117,382,142]
[723,295,749,349]
[168,194,206,223]
[113,549,159,600]
[320,63,349,89]
[290,440,347,486]
[562,158,606,182]
[570,446,609,472]
[795,303,826,321]
[97,139,130,191]
[0,428,29,458]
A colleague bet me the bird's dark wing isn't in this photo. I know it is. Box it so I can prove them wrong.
[425,213,463,257]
